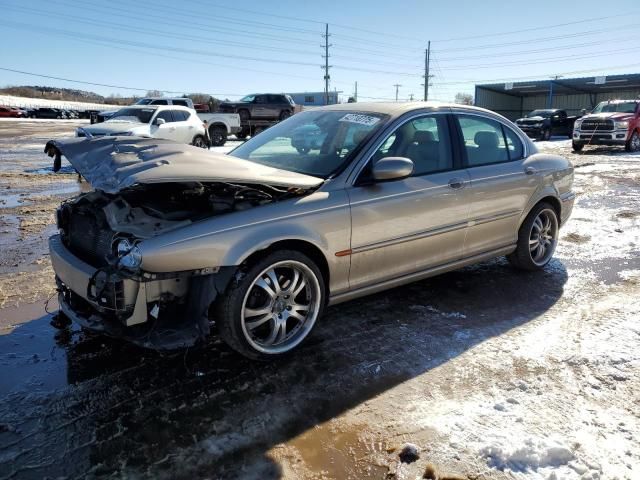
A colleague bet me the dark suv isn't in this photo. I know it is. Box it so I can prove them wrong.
[218,94,295,122]
[32,108,63,119]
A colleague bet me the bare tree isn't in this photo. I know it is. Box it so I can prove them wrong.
[454,92,474,105]
[145,89,163,98]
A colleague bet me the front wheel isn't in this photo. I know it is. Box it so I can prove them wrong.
[216,250,325,360]
[279,110,291,121]
[572,141,584,152]
[507,203,559,271]
[625,131,640,152]
[539,128,551,141]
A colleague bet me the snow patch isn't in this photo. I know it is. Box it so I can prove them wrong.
[480,438,574,471]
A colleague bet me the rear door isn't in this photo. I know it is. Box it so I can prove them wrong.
[453,113,537,257]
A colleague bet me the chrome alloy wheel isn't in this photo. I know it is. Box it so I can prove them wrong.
[631,132,640,152]
[240,260,321,354]
[529,208,558,266]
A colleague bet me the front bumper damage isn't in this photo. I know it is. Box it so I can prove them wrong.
[50,235,233,350]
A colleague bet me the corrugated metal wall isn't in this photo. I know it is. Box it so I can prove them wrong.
[475,88,521,119]
[477,86,640,120]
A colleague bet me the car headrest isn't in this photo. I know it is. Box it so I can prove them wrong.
[474,131,499,148]
[352,130,369,145]
[413,130,435,144]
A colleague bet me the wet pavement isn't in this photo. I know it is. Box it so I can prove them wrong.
[0,124,639,479]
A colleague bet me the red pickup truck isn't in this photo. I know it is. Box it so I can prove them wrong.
[572,100,640,152]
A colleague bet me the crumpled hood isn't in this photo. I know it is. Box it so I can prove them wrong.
[80,121,149,136]
[44,137,324,194]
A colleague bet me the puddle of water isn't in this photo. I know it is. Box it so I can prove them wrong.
[287,421,388,479]
[0,301,76,396]
[0,193,29,209]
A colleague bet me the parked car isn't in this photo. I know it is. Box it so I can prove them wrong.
[75,105,207,147]
[572,100,640,152]
[219,94,295,122]
[46,102,574,359]
[0,106,25,118]
[515,109,579,140]
[32,108,64,119]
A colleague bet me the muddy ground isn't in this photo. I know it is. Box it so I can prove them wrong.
[0,120,638,480]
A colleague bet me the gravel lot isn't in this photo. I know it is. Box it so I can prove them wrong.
[0,120,638,480]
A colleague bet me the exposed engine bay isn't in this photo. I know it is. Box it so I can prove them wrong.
[57,181,299,266]
[54,181,311,349]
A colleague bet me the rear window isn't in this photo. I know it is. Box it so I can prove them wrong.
[172,100,189,107]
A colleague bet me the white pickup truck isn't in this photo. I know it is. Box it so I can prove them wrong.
[198,112,241,147]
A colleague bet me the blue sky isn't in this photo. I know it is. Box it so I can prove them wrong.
[1,0,638,102]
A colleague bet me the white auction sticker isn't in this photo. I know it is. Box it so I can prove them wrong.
[338,113,381,126]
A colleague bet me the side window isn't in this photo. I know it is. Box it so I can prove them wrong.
[502,126,524,160]
[172,100,188,107]
[255,95,267,104]
[457,115,509,167]
[156,110,174,123]
[150,100,169,105]
[172,110,188,122]
[371,115,452,176]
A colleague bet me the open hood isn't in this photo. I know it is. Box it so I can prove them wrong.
[45,137,324,194]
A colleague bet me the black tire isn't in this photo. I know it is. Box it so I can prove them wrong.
[572,141,584,152]
[279,110,291,121]
[209,126,227,147]
[296,146,310,154]
[215,250,326,360]
[192,135,208,149]
[507,202,559,271]
[540,128,551,141]
[625,131,640,152]
[238,109,250,122]
[235,131,248,140]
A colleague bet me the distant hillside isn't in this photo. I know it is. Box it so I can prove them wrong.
[0,86,224,107]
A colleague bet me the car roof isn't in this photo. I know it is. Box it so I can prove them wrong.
[118,104,193,112]
[316,101,494,119]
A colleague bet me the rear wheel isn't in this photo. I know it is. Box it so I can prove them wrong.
[507,202,559,271]
[625,131,640,152]
[238,109,250,122]
[216,250,325,360]
[209,126,227,147]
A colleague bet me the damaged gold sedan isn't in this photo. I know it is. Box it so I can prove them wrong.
[46,103,574,359]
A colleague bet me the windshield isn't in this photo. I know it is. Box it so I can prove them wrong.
[527,110,553,118]
[108,107,156,123]
[592,101,638,114]
[229,110,389,178]
[240,95,255,103]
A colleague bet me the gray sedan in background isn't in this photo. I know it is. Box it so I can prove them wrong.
[46,102,575,359]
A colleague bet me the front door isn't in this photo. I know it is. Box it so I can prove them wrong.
[348,113,470,290]
[151,110,182,142]
[454,113,538,256]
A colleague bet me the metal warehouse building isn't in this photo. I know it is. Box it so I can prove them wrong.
[475,73,640,120]
[287,91,341,106]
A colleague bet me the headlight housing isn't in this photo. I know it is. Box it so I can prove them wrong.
[117,239,142,270]
[574,120,582,130]
[615,121,629,130]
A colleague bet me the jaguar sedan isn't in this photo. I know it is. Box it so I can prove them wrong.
[46,102,574,359]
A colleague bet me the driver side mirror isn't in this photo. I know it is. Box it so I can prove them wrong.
[372,157,414,182]
[155,117,166,126]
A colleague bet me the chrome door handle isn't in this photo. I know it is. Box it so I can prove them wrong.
[448,178,466,189]
[525,166,537,175]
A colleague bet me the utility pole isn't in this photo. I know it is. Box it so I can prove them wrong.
[393,83,402,102]
[409,93,414,101]
[354,81,358,102]
[424,40,432,101]
[321,24,332,105]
